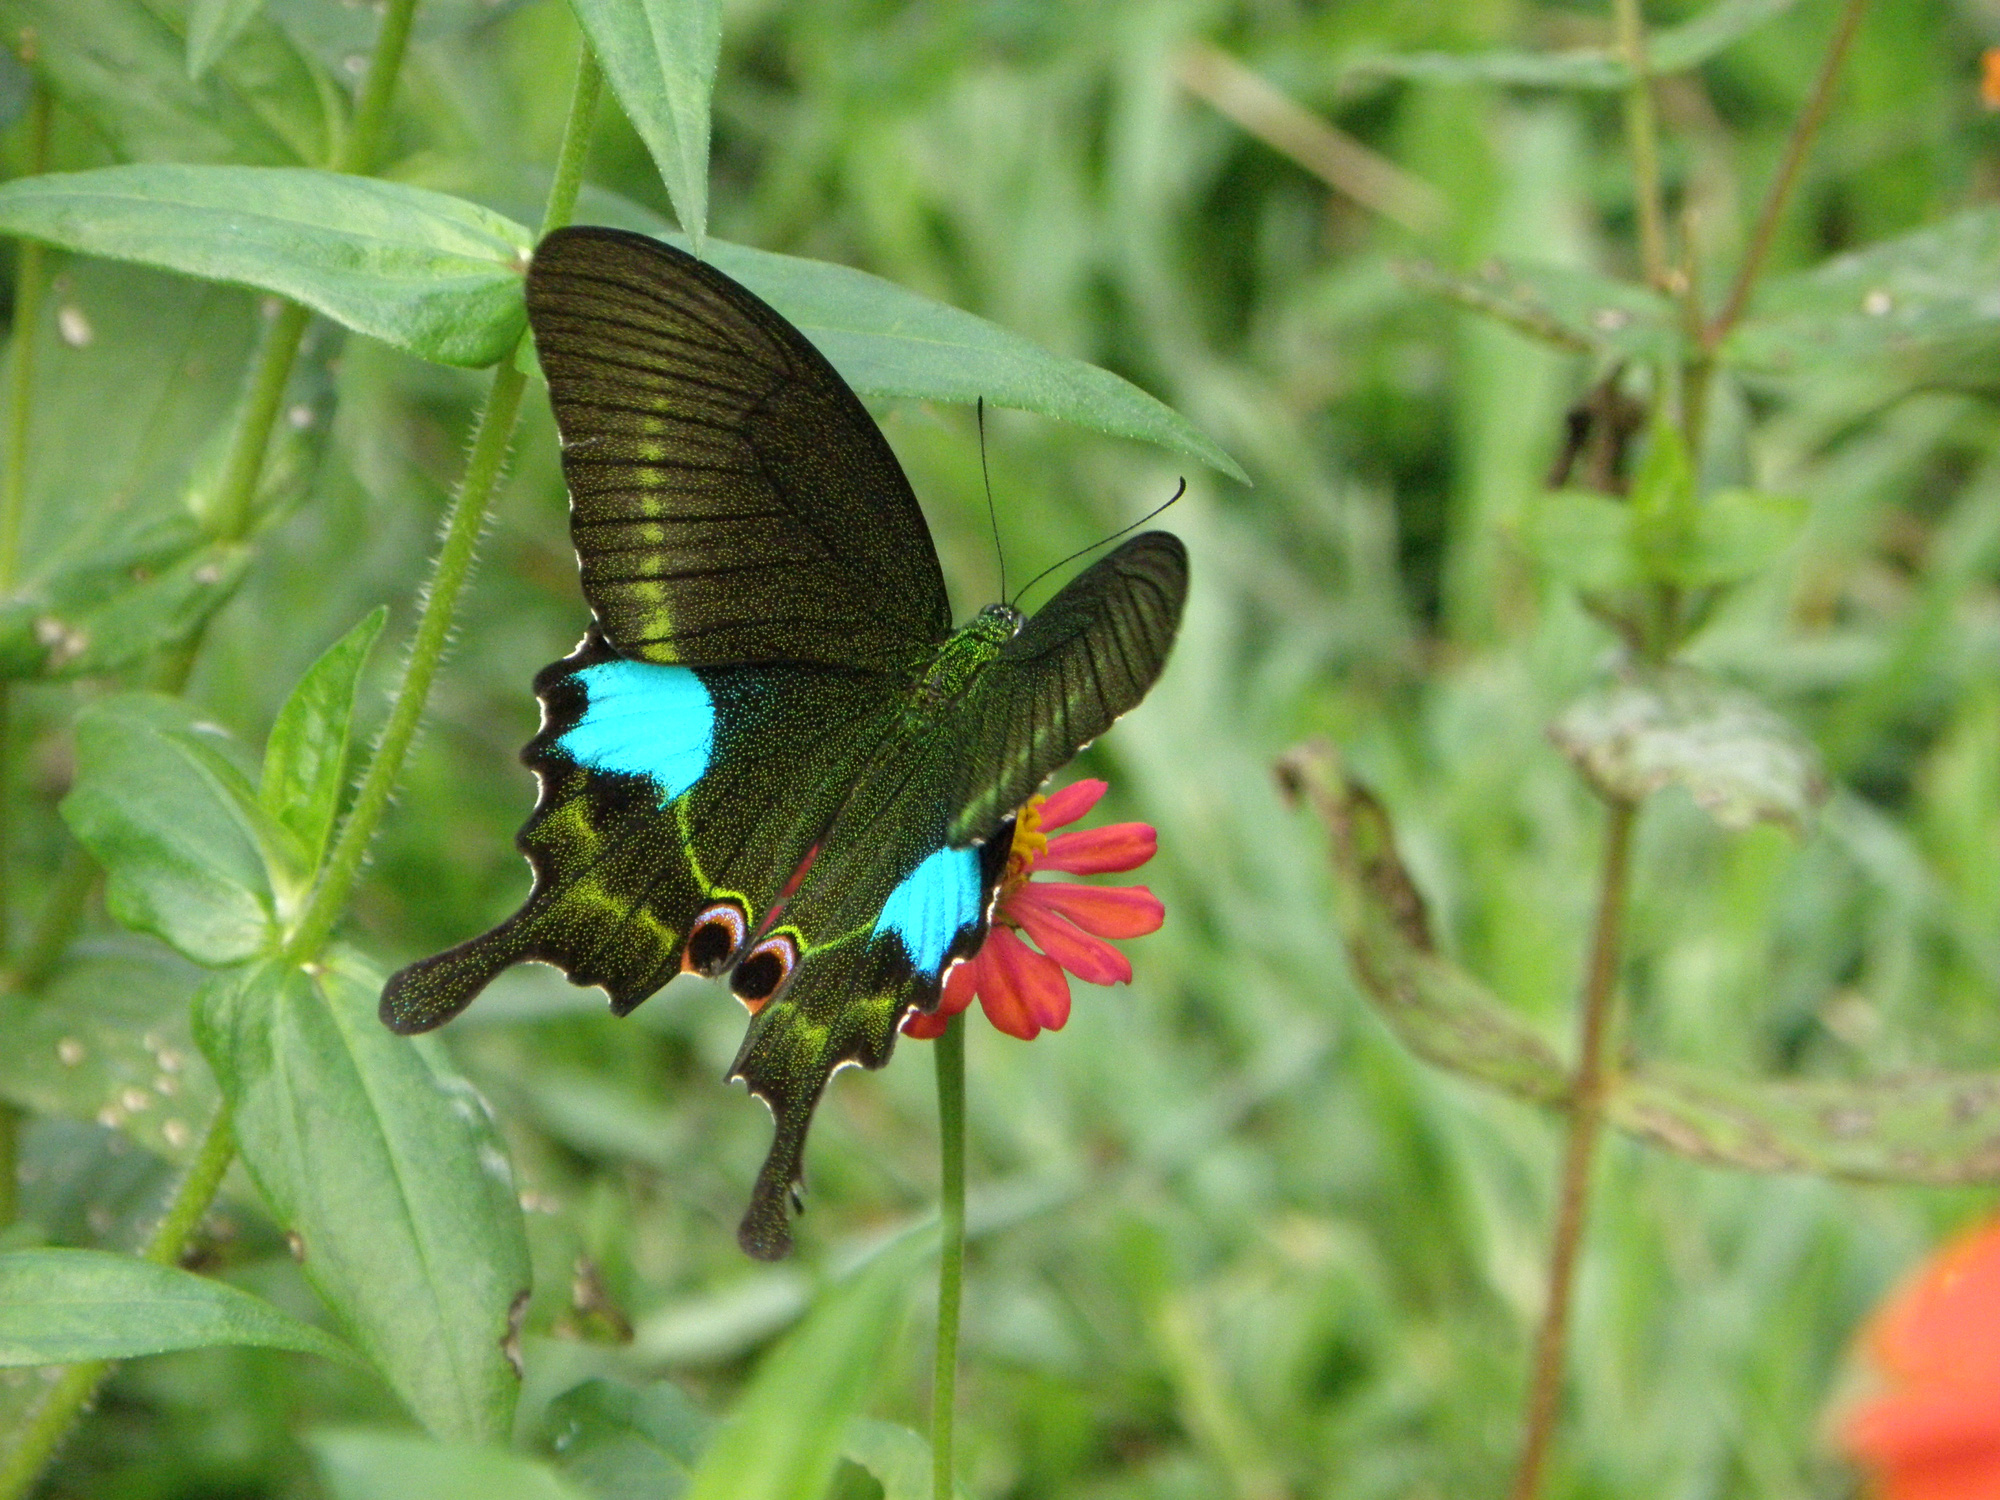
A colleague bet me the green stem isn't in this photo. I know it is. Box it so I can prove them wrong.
[0,1102,234,1500]
[932,1018,967,1500]
[1507,799,1637,1500]
[1612,0,1668,290]
[1704,0,1870,345]
[0,82,50,594]
[285,45,601,963]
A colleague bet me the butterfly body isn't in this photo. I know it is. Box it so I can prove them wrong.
[381,227,1186,1258]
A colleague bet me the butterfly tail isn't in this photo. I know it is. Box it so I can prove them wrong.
[737,1096,811,1261]
[380,914,534,1034]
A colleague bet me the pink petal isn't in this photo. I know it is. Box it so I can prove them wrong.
[979,927,1071,1038]
[1038,822,1157,874]
[1010,897,1132,985]
[1036,779,1106,831]
[1014,880,1164,939]
[902,954,980,1039]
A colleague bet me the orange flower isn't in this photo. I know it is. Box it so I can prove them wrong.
[1841,1215,2000,1500]
[1982,48,2000,110]
[904,779,1164,1041]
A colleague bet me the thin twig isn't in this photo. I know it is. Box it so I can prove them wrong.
[1705,0,1871,345]
[1613,0,1670,289]
[1176,43,1447,233]
[1508,798,1637,1500]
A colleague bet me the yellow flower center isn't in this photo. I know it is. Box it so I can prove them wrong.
[999,795,1049,906]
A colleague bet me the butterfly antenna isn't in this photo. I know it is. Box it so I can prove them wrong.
[1009,477,1186,611]
[978,398,1006,602]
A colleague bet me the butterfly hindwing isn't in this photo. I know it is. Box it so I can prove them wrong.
[380,631,904,1033]
[526,227,951,670]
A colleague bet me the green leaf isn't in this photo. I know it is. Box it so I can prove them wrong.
[1347,0,1799,89]
[547,1376,711,1500]
[843,1420,973,1500]
[185,0,266,79]
[0,1247,362,1367]
[0,167,534,367]
[660,234,1244,482]
[1675,487,1808,588]
[309,1430,595,1500]
[682,1229,931,1500]
[1279,743,2000,1185]
[1724,207,2000,375]
[1549,666,1827,831]
[61,695,285,966]
[261,608,387,874]
[570,0,720,251]
[0,539,255,682]
[1516,488,1639,594]
[2,0,340,164]
[1402,258,1679,361]
[0,946,220,1164]
[195,955,531,1442]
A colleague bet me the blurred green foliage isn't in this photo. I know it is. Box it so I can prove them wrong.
[0,0,1995,1496]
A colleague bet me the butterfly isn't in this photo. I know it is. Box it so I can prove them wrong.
[379,227,1187,1259]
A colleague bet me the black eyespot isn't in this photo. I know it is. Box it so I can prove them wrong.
[682,901,747,976]
[731,935,797,1007]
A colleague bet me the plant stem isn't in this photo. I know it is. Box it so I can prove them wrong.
[12,845,94,992]
[286,45,601,963]
[1612,0,1668,290]
[1507,798,1636,1500]
[932,1017,967,1500]
[1705,0,1871,345]
[0,1101,235,1500]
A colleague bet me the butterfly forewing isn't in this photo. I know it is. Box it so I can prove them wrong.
[526,227,952,669]
[945,532,1188,843]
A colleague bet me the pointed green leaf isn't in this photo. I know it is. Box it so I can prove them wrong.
[1348,0,1798,89]
[1,0,339,164]
[570,0,720,250]
[0,1247,362,1367]
[0,167,533,367]
[683,1229,931,1500]
[596,232,1243,482]
[310,1430,595,1500]
[186,0,267,79]
[261,608,387,873]
[1550,666,1828,831]
[0,539,255,682]
[195,956,531,1441]
[547,1376,711,1499]
[1725,207,2000,375]
[1675,487,1808,588]
[61,695,284,966]
[1517,489,1639,594]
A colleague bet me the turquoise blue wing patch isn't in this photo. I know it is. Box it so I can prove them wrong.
[556,659,716,801]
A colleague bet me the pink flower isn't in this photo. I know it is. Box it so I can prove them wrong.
[1840,1216,2000,1500]
[904,780,1164,1042]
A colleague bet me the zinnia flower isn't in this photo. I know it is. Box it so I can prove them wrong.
[1840,1215,2000,1500]
[905,779,1164,1041]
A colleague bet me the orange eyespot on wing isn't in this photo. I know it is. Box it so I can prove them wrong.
[683,901,749,976]
[731,934,799,1013]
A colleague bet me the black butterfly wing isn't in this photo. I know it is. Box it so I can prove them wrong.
[722,532,1187,1258]
[380,632,906,1034]
[525,226,952,670]
[945,531,1188,842]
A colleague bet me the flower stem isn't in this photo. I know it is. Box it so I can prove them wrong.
[1613,0,1668,290]
[1507,797,1636,1500]
[1705,0,1870,345]
[932,1016,967,1500]
[285,45,600,963]
[0,1101,235,1500]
